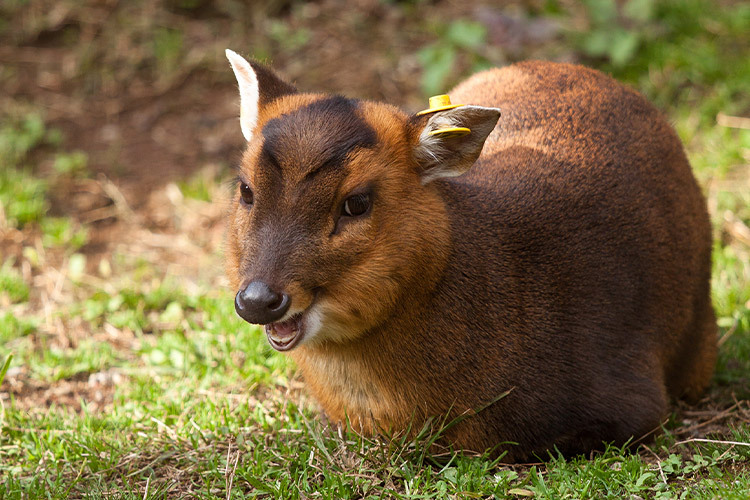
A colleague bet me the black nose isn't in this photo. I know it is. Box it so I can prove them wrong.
[235,281,291,324]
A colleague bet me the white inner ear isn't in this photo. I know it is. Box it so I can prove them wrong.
[414,105,501,184]
[226,49,259,143]
[415,113,462,168]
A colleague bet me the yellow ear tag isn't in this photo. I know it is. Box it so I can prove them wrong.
[416,94,464,116]
[428,126,471,139]
[417,95,471,138]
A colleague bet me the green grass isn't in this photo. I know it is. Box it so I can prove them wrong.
[1,0,750,497]
[1,367,748,498]
[0,259,29,304]
[0,166,48,229]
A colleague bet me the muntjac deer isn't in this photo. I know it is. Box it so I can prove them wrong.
[223,49,716,462]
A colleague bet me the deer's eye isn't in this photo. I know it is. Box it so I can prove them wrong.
[240,182,254,206]
[342,193,370,217]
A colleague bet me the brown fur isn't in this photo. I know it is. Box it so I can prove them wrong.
[225,60,717,462]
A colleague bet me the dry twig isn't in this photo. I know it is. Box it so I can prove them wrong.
[642,444,668,485]
[717,112,750,130]
[675,401,741,436]
[674,438,750,447]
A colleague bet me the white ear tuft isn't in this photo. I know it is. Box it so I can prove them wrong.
[226,49,260,142]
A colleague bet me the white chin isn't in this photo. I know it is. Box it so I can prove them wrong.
[302,306,324,345]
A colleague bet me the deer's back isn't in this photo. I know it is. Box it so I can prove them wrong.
[442,61,714,397]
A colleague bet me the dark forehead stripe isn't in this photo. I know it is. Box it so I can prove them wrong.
[261,96,377,177]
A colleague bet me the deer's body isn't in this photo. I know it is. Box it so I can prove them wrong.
[224,53,716,462]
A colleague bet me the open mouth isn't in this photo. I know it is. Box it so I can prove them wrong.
[265,312,305,351]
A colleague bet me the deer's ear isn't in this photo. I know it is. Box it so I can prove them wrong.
[225,49,297,142]
[412,105,500,184]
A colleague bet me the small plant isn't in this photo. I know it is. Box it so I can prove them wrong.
[41,217,89,251]
[178,165,225,202]
[576,0,656,67]
[0,259,29,304]
[153,27,184,74]
[0,353,12,387]
[0,111,57,228]
[0,113,46,167]
[52,151,88,177]
[267,19,311,52]
[0,167,48,229]
[0,111,92,245]
[417,19,489,96]
[0,313,37,342]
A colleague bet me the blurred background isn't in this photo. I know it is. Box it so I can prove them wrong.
[2,0,748,206]
[0,0,749,492]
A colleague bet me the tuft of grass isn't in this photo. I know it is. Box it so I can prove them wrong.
[0,112,46,167]
[0,354,12,387]
[178,164,227,202]
[52,150,89,177]
[0,312,37,343]
[0,259,29,304]
[0,109,90,238]
[0,166,48,229]
[41,217,89,251]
